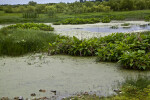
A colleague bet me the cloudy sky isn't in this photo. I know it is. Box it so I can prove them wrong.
[0,0,79,5]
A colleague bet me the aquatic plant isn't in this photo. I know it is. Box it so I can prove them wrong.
[59,18,101,25]
[49,36,100,56]
[110,25,118,29]
[63,76,150,100]
[112,15,125,20]
[97,32,150,70]
[121,23,130,26]
[145,15,150,21]
[0,29,57,56]
[119,51,150,70]
[53,22,61,25]
[49,32,150,70]
[2,23,54,31]
[101,16,111,23]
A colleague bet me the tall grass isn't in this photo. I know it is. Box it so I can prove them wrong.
[64,76,150,100]
[0,29,57,56]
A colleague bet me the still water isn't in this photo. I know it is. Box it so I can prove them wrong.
[0,54,149,99]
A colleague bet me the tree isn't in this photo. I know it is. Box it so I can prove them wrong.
[28,1,37,6]
[35,5,45,13]
[120,0,134,10]
[96,0,103,2]
[80,0,84,3]
[45,6,56,17]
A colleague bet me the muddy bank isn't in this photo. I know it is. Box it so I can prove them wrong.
[0,54,150,99]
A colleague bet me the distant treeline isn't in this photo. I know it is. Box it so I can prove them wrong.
[0,0,150,16]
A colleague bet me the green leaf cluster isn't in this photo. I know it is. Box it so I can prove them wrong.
[49,36,100,56]
[49,32,150,70]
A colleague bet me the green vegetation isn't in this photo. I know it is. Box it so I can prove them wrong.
[0,0,150,24]
[64,76,150,100]
[1,23,54,31]
[110,25,118,29]
[145,15,150,21]
[0,28,57,56]
[61,18,101,24]
[0,10,150,24]
[22,12,39,18]
[97,33,150,70]
[53,21,61,25]
[49,36,99,56]
[49,32,150,70]
[121,23,130,26]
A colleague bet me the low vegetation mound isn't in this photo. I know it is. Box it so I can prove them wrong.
[2,23,54,31]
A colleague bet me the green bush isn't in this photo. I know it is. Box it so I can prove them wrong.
[2,23,54,31]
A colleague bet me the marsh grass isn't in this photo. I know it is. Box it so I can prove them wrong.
[123,75,150,90]
[1,10,150,24]
[64,76,150,100]
[0,29,57,56]
[121,23,130,26]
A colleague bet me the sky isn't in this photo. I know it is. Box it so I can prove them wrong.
[0,0,80,5]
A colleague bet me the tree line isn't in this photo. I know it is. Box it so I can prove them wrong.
[0,0,150,17]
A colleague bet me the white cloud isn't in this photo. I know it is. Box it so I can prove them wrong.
[0,0,79,5]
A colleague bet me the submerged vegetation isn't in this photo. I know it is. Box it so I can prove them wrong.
[49,32,150,70]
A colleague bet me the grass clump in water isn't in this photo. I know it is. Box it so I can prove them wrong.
[0,29,57,56]
[121,23,130,26]
[2,23,54,31]
[110,25,118,29]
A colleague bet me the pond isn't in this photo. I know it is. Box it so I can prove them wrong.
[0,54,150,100]
[53,21,150,39]
[0,21,150,99]
[82,24,150,33]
